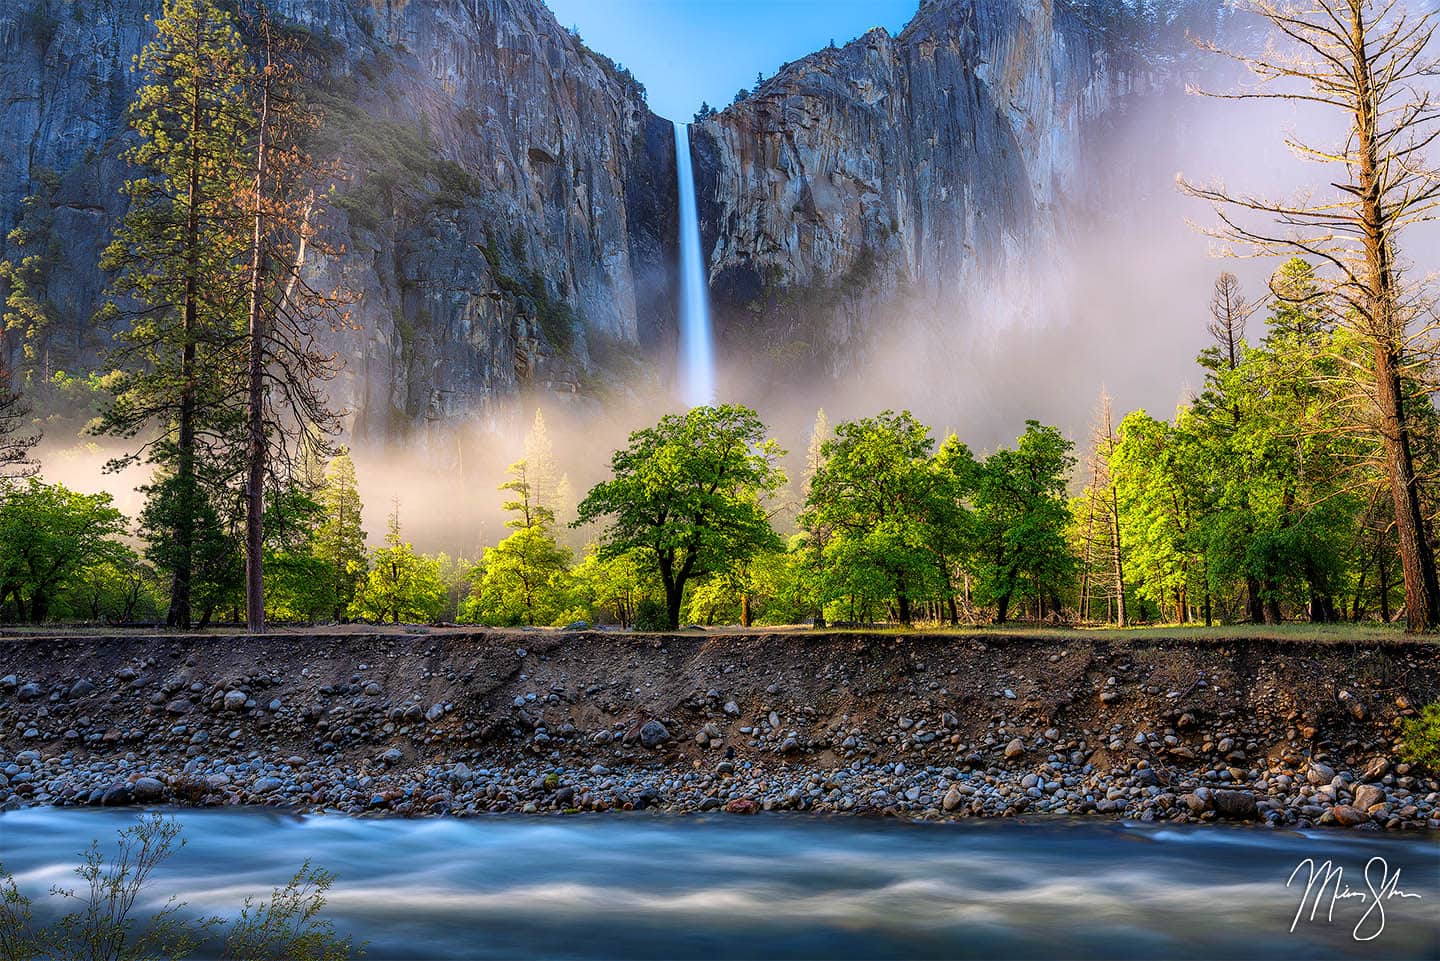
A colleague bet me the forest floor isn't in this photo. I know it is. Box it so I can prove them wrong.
[1,627,1436,828]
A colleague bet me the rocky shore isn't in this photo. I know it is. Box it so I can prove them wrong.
[1,629,1436,831]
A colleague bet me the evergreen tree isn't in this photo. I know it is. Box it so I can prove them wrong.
[95,0,254,628]
[311,447,367,621]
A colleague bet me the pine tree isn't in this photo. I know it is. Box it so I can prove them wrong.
[521,410,562,522]
[1076,392,1126,625]
[313,447,367,621]
[802,407,830,499]
[95,0,254,628]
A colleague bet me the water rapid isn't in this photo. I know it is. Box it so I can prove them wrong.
[2,810,1435,960]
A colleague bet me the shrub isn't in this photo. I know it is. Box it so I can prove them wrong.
[633,598,668,632]
[1399,702,1440,770]
[0,814,360,959]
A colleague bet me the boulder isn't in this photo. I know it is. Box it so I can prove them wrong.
[1331,804,1369,827]
[1211,790,1257,820]
[638,720,670,749]
[1352,784,1385,811]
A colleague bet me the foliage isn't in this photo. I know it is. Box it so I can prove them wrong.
[348,507,445,624]
[575,404,786,629]
[970,421,1076,623]
[0,478,130,623]
[800,411,967,625]
[311,448,367,620]
[567,547,656,627]
[460,526,571,626]
[1399,702,1440,770]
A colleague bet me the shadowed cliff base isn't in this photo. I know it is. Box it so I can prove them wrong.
[0,628,1436,828]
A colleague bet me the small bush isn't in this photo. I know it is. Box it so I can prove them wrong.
[1400,701,1440,769]
[633,598,668,631]
[0,814,361,959]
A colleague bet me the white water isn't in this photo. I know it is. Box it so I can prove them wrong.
[673,121,716,406]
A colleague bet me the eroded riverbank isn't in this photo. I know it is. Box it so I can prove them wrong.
[1,629,1437,829]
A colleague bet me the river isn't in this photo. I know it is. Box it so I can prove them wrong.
[0,811,1434,959]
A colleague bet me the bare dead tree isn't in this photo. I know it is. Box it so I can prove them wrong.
[0,356,39,480]
[1181,0,1440,632]
[238,3,353,632]
[1208,271,1254,370]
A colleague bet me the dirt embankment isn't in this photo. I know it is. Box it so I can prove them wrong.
[1,629,1436,825]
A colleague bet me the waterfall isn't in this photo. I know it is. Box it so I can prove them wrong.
[673,121,715,406]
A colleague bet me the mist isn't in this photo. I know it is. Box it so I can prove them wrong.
[30,20,1439,561]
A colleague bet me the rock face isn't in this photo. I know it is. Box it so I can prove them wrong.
[690,0,1149,382]
[1,0,1225,438]
[0,0,678,442]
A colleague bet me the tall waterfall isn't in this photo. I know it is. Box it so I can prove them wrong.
[673,121,715,406]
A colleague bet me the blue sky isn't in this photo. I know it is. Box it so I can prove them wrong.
[542,0,920,122]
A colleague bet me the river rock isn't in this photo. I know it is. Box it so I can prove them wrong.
[1211,790,1257,820]
[639,720,670,748]
[131,777,164,802]
[15,682,41,702]
[1331,805,1369,827]
[1004,738,1025,759]
[943,786,963,811]
[223,690,248,711]
[1306,761,1335,785]
[1352,784,1384,811]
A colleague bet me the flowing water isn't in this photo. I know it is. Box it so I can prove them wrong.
[673,121,716,407]
[0,810,1435,960]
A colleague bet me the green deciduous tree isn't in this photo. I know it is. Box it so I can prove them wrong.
[576,404,786,629]
[800,410,968,625]
[0,479,129,623]
[971,421,1076,624]
[348,505,445,624]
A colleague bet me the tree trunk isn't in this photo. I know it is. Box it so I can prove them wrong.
[244,63,271,634]
[896,593,911,626]
[167,58,205,630]
[1374,345,1439,630]
[740,593,752,628]
[1246,576,1264,624]
[1109,487,1127,627]
[995,593,1011,625]
[664,582,683,631]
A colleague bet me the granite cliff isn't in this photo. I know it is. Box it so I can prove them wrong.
[1,0,677,446]
[0,0,1226,443]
